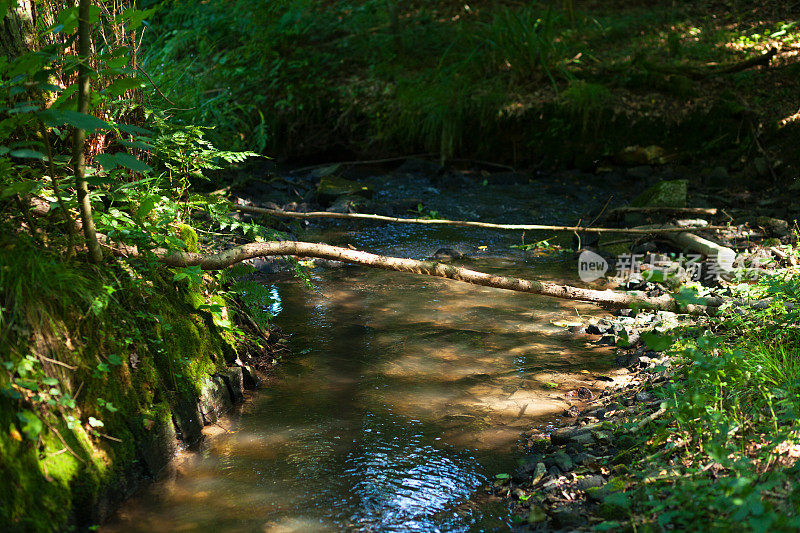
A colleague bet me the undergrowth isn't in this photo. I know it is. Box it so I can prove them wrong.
[596,271,800,530]
[142,0,800,165]
[0,2,286,528]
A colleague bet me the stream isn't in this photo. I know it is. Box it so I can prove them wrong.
[103,168,622,532]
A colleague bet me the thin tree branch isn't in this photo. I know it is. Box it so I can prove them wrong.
[234,205,728,234]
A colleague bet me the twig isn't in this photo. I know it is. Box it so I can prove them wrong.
[629,407,667,434]
[136,66,198,111]
[73,380,84,400]
[608,206,718,217]
[600,238,635,247]
[39,121,76,257]
[15,195,43,244]
[747,118,779,181]
[587,196,613,227]
[37,354,78,371]
[447,158,515,171]
[99,432,122,443]
[46,422,86,464]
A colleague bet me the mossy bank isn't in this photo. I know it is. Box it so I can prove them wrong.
[0,227,267,532]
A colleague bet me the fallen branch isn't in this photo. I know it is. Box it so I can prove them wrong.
[638,47,777,79]
[234,205,727,234]
[290,154,436,174]
[662,231,737,271]
[608,207,718,217]
[160,240,724,312]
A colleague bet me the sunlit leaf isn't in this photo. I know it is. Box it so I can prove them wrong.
[1,180,37,198]
[94,153,118,170]
[16,410,43,441]
[105,77,145,96]
[136,195,157,220]
[642,330,674,352]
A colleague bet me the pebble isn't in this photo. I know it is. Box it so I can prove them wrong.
[576,474,606,491]
[531,462,547,485]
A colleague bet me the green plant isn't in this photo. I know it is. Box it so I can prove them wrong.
[481,5,572,88]
[559,80,611,135]
[409,203,439,220]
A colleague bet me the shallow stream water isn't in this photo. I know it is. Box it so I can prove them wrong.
[104,170,618,532]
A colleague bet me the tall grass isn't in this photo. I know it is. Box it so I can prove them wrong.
[0,231,96,344]
[481,5,572,88]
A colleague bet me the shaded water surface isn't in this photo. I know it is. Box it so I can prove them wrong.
[105,174,615,531]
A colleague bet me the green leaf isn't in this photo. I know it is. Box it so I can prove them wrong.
[51,5,100,34]
[114,152,151,173]
[108,354,124,366]
[0,1,17,21]
[136,195,157,221]
[673,287,707,307]
[49,83,78,110]
[94,153,118,170]
[87,416,104,428]
[14,379,38,391]
[641,331,674,352]
[116,124,154,136]
[16,410,43,441]
[41,377,59,386]
[39,109,110,133]
[118,139,153,151]
[105,77,145,97]
[1,180,37,199]
[9,149,45,160]
[8,103,40,114]
[36,82,63,93]
[102,57,128,69]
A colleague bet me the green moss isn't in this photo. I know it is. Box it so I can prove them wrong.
[177,223,199,253]
[0,249,240,531]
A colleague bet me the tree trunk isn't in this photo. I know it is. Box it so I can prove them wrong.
[0,0,36,59]
[73,0,103,263]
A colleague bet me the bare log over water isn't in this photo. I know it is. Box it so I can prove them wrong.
[160,240,744,313]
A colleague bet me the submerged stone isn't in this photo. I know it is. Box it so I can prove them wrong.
[316,175,373,205]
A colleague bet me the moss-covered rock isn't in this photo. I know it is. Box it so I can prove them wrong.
[316,176,373,205]
[631,179,688,207]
